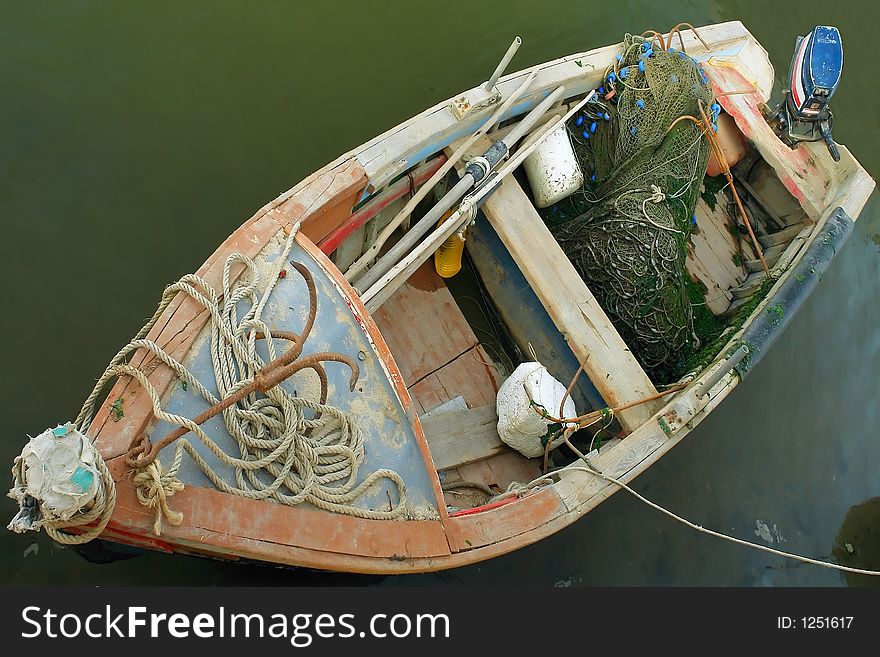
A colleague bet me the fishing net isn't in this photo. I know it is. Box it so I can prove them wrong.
[547,33,717,377]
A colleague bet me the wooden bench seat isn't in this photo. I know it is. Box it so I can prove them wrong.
[446,137,661,432]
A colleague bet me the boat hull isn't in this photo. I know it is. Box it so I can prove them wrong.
[69,21,873,573]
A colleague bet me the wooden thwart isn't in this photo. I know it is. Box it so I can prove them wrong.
[445,136,660,432]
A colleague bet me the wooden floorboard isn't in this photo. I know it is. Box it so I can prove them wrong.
[409,344,503,414]
[421,405,503,471]
[372,257,505,417]
[687,195,756,315]
[373,260,478,386]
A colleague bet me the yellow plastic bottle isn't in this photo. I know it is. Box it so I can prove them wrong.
[434,209,466,278]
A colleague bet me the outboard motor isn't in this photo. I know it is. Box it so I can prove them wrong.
[765,25,843,161]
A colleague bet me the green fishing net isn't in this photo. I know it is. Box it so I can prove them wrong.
[546,34,717,378]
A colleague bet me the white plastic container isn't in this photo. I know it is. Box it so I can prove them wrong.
[496,362,577,458]
[523,124,584,208]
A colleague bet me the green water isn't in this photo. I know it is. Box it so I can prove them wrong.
[2,1,878,586]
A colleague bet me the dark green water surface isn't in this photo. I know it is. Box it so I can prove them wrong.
[1,0,877,586]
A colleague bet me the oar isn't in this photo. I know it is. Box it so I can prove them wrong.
[353,85,568,294]
[360,90,597,312]
[345,66,538,283]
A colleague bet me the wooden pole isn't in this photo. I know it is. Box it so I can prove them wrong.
[698,101,771,277]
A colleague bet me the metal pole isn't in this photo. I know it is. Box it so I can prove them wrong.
[485,36,522,92]
[352,85,566,293]
[352,176,474,292]
[694,344,749,397]
[344,68,539,283]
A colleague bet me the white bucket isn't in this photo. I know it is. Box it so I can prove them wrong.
[523,124,584,208]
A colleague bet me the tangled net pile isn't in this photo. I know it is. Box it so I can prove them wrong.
[16,226,408,542]
[550,30,717,374]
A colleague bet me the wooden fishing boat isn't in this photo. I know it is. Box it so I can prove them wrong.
[10,21,874,573]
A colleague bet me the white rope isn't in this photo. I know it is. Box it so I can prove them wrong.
[21,225,407,542]
[514,394,880,577]
[567,460,880,577]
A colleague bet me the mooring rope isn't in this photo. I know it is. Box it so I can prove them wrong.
[12,224,407,543]
[567,459,880,577]
[509,388,880,577]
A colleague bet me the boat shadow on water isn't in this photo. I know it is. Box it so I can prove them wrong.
[831,497,880,588]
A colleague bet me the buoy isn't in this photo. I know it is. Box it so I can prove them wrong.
[7,424,102,535]
[707,112,747,176]
[523,124,585,208]
[434,209,466,278]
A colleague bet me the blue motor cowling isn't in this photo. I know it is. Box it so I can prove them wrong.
[765,26,843,161]
[788,26,843,117]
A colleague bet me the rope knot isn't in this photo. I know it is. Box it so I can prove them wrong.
[133,461,184,536]
[648,184,665,203]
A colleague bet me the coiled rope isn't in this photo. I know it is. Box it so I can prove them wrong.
[13,225,407,542]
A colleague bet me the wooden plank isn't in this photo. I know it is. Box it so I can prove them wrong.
[290,159,368,244]
[734,174,787,231]
[409,375,447,415]
[433,344,503,405]
[372,260,478,385]
[447,137,659,432]
[731,271,765,300]
[739,159,806,226]
[466,217,606,413]
[745,243,786,273]
[332,223,367,272]
[105,457,450,561]
[355,22,758,190]
[445,450,544,501]
[420,405,504,471]
[758,222,805,248]
[446,486,565,552]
